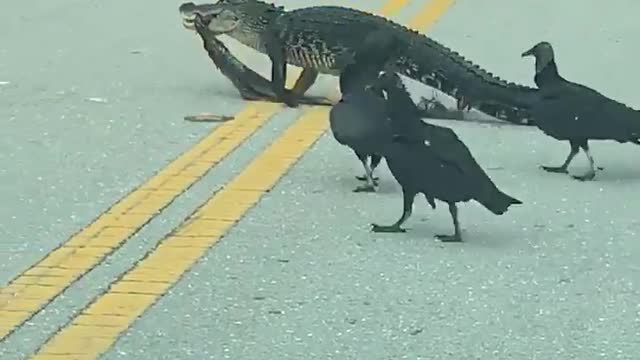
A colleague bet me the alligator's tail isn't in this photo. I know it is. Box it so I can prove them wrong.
[395,29,540,125]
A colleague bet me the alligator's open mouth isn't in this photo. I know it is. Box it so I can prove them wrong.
[179,2,197,30]
[182,17,196,30]
[179,2,207,30]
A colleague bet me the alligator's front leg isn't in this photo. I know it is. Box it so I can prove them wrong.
[291,68,319,97]
[193,14,331,106]
[263,32,300,107]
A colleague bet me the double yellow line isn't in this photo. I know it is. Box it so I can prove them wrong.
[0,0,455,358]
[0,102,283,339]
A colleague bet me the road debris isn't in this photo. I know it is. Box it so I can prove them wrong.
[86,97,108,103]
[184,113,234,122]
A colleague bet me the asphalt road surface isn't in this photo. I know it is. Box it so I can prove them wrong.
[1,0,639,359]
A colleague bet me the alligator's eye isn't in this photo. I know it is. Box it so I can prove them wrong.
[206,10,222,18]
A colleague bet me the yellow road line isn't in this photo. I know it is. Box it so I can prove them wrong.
[27,105,329,360]
[408,0,455,29]
[379,0,412,17]
[26,0,455,358]
[0,102,282,340]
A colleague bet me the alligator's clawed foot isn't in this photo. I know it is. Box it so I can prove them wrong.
[296,96,334,106]
[540,165,568,174]
[282,94,300,108]
[239,91,332,107]
[435,233,462,242]
[239,90,269,101]
[571,171,596,182]
[238,89,282,102]
[371,223,406,233]
[353,184,376,193]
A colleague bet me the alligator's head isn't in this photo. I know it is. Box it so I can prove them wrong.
[180,2,212,30]
[179,1,284,49]
[521,41,555,73]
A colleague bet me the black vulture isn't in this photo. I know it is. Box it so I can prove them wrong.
[369,71,522,242]
[328,30,406,192]
[522,41,640,181]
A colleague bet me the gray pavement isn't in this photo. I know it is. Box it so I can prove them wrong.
[0,0,248,284]
[102,121,640,360]
[2,0,640,359]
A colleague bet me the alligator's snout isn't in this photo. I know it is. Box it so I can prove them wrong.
[179,2,198,29]
[179,2,223,30]
[182,18,195,30]
[179,2,197,15]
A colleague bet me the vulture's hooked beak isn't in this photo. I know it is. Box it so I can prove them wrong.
[521,47,535,58]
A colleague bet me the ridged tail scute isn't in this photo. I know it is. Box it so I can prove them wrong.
[395,30,540,125]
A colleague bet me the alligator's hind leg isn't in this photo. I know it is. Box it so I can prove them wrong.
[262,30,301,107]
[193,14,332,106]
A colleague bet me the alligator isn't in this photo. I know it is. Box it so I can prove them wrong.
[179,0,539,125]
[328,29,406,193]
[186,8,473,121]
[188,11,333,106]
[521,41,640,181]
